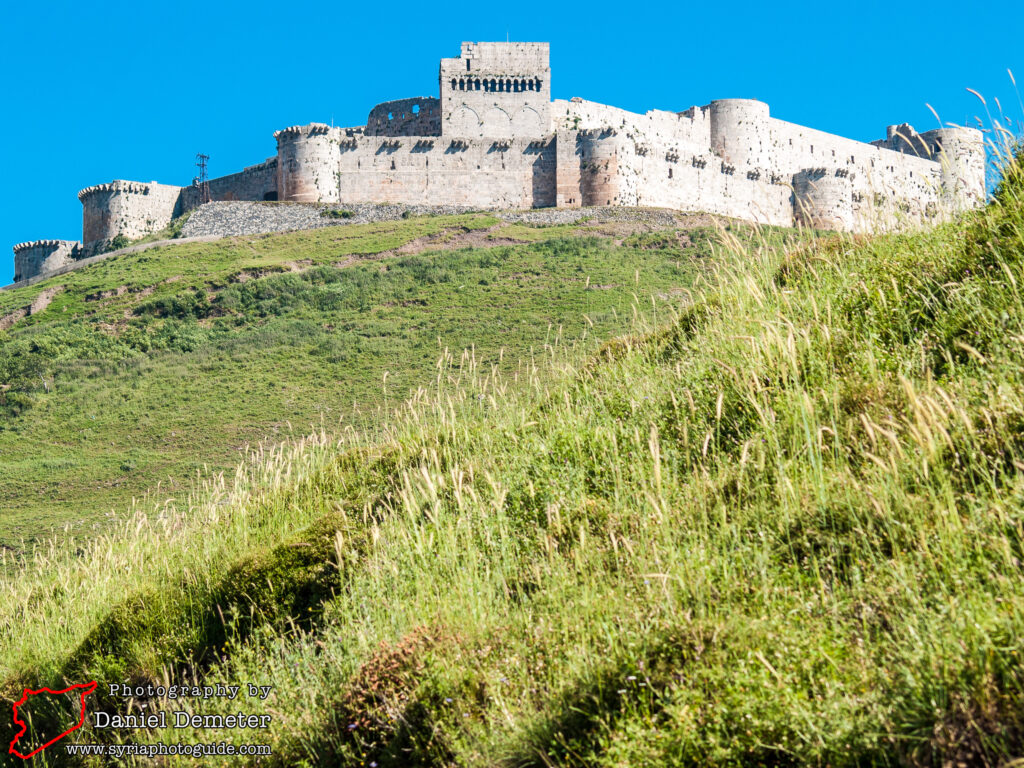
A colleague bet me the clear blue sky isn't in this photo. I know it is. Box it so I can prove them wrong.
[2,0,1021,281]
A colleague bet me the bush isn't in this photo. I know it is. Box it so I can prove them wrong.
[106,234,132,252]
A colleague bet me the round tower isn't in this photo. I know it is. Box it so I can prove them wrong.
[709,99,771,168]
[929,127,986,207]
[274,124,341,203]
[793,169,854,231]
[12,240,81,283]
[578,129,620,207]
[78,183,121,252]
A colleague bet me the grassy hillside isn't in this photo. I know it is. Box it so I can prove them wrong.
[0,212,747,549]
[3,157,1024,767]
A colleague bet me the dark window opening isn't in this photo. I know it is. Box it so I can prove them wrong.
[263,191,278,201]
[668,167,673,179]
[451,79,457,90]
[466,59,471,71]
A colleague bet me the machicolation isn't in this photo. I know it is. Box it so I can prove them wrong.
[8,40,986,284]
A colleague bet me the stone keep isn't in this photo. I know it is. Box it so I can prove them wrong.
[10,41,987,283]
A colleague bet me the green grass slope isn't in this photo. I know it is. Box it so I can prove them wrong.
[3,160,1024,766]
[0,213,743,549]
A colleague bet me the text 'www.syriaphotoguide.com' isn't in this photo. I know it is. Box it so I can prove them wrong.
[65,742,271,758]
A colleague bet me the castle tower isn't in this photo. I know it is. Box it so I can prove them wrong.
[274,124,341,203]
[709,99,771,169]
[578,130,621,207]
[12,240,81,283]
[77,181,184,255]
[921,126,986,207]
[439,42,551,138]
[793,169,855,231]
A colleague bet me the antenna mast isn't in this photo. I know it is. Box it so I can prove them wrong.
[195,153,211,204]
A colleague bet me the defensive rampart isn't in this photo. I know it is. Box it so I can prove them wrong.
[9,40,987,284]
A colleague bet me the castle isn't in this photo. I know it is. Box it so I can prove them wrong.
[11,41,986,284]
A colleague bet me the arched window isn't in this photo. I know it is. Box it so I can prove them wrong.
[474,79,481,91]
[490,78,497,91]
[505,79,512,92]
[520,79,527,92]
[535,78,542,91]
[513,80,520,92]
[459,79,465,91]
[451,79,457,90]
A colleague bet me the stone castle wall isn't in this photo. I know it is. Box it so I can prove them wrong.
[439,42,551,139]
[182,158,279,206]
[12,240,82,283]
[366,98,441,136]
[11,40,988,284]
[78,181,184,254]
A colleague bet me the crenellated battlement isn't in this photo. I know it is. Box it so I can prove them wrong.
[273,123,333,140]
[9,39,987,284]
[11,239,83,283]
[13,239,80,253]
[77,180,172,202]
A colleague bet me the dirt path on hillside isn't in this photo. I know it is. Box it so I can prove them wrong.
[0,286,64,331]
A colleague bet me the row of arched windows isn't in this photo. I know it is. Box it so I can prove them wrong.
[450,77,542,93]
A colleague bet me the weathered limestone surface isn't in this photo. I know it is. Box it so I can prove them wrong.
[10,40,987,284]
[77,181,184,256]
[12,240,82,283]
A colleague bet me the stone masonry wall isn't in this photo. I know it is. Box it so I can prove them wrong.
[440,42,551,138]
[12,240,81,283]
[334,134,556,208]
[366,98,441,136]
[78,181,184,254]
[553,96,961,231]
[179,201,477,238]
[179,158,280,209]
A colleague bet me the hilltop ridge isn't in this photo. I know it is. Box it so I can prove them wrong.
[11,40,986,285]
[2,154,1022,765]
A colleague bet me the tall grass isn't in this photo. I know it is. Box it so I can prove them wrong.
[5,148,1024,766]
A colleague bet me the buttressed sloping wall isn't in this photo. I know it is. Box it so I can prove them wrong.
[10,40,988,284]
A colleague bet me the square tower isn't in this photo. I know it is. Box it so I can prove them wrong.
[439,42,551,138]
